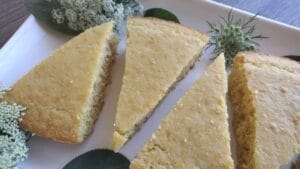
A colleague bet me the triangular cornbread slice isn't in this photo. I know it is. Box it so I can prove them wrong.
[130,54,234,169]
[4,21,117,143]
[112,17,209,150]
[229,52,300,169]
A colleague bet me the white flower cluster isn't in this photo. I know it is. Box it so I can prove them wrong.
[51,0,143,31]
[0,89,28,169]
[0,86,9,99]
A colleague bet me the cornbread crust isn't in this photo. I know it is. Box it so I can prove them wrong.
[112,17,209,150]
[130,55,234,169]
[229,52,300,169]
[4,22,117,143]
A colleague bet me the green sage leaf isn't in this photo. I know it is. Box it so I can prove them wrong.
[284,55,300,62]
[144,8,180,23]
[63,149,130,169]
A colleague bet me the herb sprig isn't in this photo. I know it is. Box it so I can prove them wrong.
[207,10,267,67]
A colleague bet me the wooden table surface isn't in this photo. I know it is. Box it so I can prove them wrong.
[0,0,299,48]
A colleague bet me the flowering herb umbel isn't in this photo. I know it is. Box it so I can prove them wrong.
[25,0,143,35]
[207,10,267,67]
[0,87,28,169]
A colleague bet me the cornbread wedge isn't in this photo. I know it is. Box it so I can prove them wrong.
[229,52,300,169]
[4,21,117,143]
[112,17,209,150]
[130,54,233,169]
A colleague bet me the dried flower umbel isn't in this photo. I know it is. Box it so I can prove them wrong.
[0,87,28,169]
[0,86,9,98]
[51,0,143,32]
[26,0,143,34]
[207,10,267,67]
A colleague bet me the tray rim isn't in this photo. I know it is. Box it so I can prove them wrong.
[1,0,300,56]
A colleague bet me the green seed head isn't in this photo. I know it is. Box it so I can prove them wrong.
[207,11,266,67]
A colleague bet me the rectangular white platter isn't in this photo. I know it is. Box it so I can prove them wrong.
[0,0,299,168]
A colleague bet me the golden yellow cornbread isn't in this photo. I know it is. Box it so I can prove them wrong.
[229,52,300,169]
[112,17,209,150]
[4,21,117,144]
[130,54,234,169]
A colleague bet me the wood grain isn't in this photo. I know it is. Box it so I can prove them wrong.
[215,0,300,28]
[0,0,29,48]
[0,0,299,48]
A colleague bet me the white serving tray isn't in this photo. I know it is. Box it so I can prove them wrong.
[0,0,299,168]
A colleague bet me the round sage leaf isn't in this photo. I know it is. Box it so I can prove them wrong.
[144,8,180,23]
[63,149,130,169]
